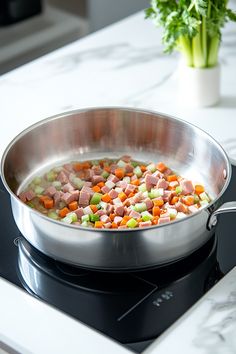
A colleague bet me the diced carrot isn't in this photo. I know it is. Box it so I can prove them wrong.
[140,165,147,172]
[167,175,177,182]
[90,204,98,213]
[170,196,179,205]
[183,196,194,206]
[152,206,161,216]
[94,221,103,228]
[131,179,140,186]
[43,198,54,209]
[99,160,105,167]
[153,199,164,207]
[39,195,50,203]
[104,166,111,173]
[118,192,127,202]
[92,185,101,193]
[126,172,133,177]
[156,162,167,173]
[101,193,111,203]
[82,161,91,169]
[73,163,83,171]
[59,207,70,217]
[195,185,205,195]
[123,215,131,221]
[137,218,142,223]
[109,213,115,221]
[68,201,78,211]
[152,216,159,225]
[97,181,105,188]
[128,192,135,198]
[111,222,118,229]
[115,168,125,179]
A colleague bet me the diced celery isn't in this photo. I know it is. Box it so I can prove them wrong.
[90,214,100,222]
[33,177,42,185]
[117,160,127,168]
[90,193,102,205]
[46,171,56,182]
[72,177,84,190]
[127,218,138,228]
[34,186,44,195]
[102,170,109,179]
[53,166,63,173]
[91,160,99,165]
[123,176,130,184]
[199,192,210,202]
[175,186,182,195]
[27,202,34,208]
[138,183,147,193]
[146,163,156,172]
[133,202,147,212]
[142,191,149,198]
[131,161,139,167]
[133,166,142,178]
[81,221,89,227]
[52,181,62,191]
[141,211,153,221]
[48,211,59,220]
[167,208,177,219]
[193,194,200,203]
[149,188,164,199]
[199,200,209,208]
[99,201,107,209]
[81,214,90,222]
[62,216,72,224]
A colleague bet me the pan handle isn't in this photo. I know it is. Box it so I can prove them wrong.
[207,202,236,230]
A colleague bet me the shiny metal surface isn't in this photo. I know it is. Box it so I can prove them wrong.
[208,201,236,230]
[0,107,232,270]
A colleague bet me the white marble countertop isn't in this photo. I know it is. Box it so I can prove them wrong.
[0,6,236,354]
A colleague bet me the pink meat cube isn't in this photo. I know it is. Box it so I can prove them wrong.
[92,175,104,185]
[95,210,106,217]
[74,207,84,218]
[124,184,136,196]
[78,191,90,206]
[108,189,118,199]
[114,216,122,224]
[144,198,153,210]
[125,164,134,173]
[62,183,74,193]
[139,221,152,227]
[104,222,112,229]
[114,205,124,216]
[53,191,62,207]
[57,171,69,184]
[25,190,36,201]
[180,179,194,195]
[158,216,170,225]
[129,210,141,219]
[107,174,119,183]
[175,202,188,213]
[145,174,159,191]
[100,215,110,223]
[101,185,110,194]
[157,178,169,189]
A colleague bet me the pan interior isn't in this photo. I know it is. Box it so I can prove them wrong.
[2,108,229,201]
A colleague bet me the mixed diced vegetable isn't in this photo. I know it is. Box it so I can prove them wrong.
[18,156,211,229]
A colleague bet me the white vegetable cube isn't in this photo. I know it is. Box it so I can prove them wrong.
[167,208,177,219]
[105,180,115,190]
[199,192,210,202]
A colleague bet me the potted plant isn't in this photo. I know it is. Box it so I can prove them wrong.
[145,0,236,107]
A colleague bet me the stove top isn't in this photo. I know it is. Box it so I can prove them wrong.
[1,167,236,353]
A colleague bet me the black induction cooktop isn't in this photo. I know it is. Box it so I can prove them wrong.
[1,167,236,353]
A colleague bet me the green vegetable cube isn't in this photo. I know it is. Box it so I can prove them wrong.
[134,166,142,178]
[127,218,138,228]
[90,214,100,222]
[81,214,90,222]
[90,193,102,205]
[141,211,153,221]
[34,186,44,195]
[134,202,147,212]
[46,171,56,182]
[146,163,156,173]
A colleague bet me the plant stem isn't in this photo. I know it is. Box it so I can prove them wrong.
[208,36,219,67]
[202,16,207,67]
[178,35,193,67]
[192,25,205,68]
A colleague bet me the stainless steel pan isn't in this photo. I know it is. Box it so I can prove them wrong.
[1,107,236,270]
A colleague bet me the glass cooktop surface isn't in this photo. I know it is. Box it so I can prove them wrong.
[1,167,236,353]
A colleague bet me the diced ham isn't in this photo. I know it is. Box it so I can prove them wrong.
[116,180,127,190]
[124,184,136,195]
[92,165,102,175]
[133,192,143,203]
[83,182,92,187]
[114,205,124,216]
[25,190,36,201]
[101,185,110,194]
[107,174,119,183]
[62,183,74,193]
[125,164,134,173]
[164,168,172,176]
[110,164,118,174]
[180,179,194,195]
[108,189,118,199]
[143,170,152,177]
[19,192,27,203]
[157,178,169,190]
[113,197,123,206]
[92,175,104,185]
[175,202,188,213]
[120,155,131,162]
[57,171,69,184]
[163,190,172,202]
[129,210,141,219]
[118,225,127,229]
[139,221,152,227]
[83,206,93,215]
[158,216,170,224]
[104,222,112,229]
[152,170,164,178]
[144,198,153,210]
[62,191,79,204]
[115,187,123,193]
[53,191,62,207]
[84,169,94,180]
[169,181,179,188]
[81,185,93,195]
[104,204,114,215]
[100,215,110,223]
[105,180,115,190]
[188,205,199,213]
[79,190,91,206]
[74,207,84,218]
[145,174,159,191]
[45,185,57,197]
[95,210,106,217]
[63,163,74,172]
[114,216,122,224]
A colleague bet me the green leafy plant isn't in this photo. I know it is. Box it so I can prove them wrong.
[145,0,236,68]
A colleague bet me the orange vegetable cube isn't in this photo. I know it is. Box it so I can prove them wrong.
[156,162,167,173]
[59,207,70,217]
[90,204,98,213]
[68,201,78,211]
[97,181,105,188]
[94,221,103,228]
[118,192,127,202]
[92,185,101,193]
[101,193,111,203]
[167,175,177,182]
[115,168,125,179]
[152,206,161,216]
[195,185,205,195]
[43,198,54,209]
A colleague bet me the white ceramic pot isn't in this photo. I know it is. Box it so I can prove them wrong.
[177,63,220,108]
